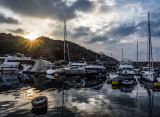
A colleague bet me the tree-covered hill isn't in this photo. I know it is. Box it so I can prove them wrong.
[0,33,117,62]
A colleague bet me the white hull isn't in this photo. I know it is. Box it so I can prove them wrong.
[46,69,57,75]
[141,72,155,82]
[85,69,106,74]
[46,68,64,75]
[85,65,106,74]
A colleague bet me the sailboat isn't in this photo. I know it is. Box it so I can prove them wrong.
[47,20,86,75]
[46,20,68,75]
[140,12,156,82]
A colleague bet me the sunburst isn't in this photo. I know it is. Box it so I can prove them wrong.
[24,32,39,40]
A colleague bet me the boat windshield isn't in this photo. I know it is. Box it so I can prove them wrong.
[142,68,152,71]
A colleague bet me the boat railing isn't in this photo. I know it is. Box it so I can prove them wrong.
[12,56,31,60]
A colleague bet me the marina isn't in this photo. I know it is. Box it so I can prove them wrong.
[0,0,160,116]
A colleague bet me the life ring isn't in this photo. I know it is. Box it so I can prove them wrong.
[31,96,48,109]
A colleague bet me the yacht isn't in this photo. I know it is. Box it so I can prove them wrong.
[63,58,87,75]
[118,59,135,79]
[0,53,31,73]
[85,60,106,74]
[140,67,156,82]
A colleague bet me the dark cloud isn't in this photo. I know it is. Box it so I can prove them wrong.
[137,17,160,36]
[0,13,19,24]
[73,27,90,38]
[110,23,137,37]
[151,10,160,20]
[85,36,108,44]
[7,28,24,34]
[0,0,94,21]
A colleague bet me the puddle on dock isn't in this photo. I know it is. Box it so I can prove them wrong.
[0,73,160,117]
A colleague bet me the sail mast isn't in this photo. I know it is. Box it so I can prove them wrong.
[148,12,152,70]
[137,39,138,62]
[66,21,70,63]
[64,20,66,61]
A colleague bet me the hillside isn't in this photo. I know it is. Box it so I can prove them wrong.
[0,33,117,62]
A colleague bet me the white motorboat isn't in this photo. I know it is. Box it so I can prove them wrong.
[118,60,135,78]
[85,60,106,74]
[0,53,31,73]
[140,67,156,82]
[63,59,87,75]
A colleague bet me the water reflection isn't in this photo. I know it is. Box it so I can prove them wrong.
[0,73,160,117]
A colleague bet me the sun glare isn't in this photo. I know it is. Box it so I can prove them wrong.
[25,32,39,40]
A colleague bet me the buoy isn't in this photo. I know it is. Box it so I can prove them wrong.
[154,82,160,87]
[54,73,59,79]
[31,96,48,109]
[111,80,119,85]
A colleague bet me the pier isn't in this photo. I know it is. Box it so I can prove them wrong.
[133,61,160,68]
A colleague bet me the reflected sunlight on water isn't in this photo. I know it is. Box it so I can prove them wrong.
[0,73,160,117]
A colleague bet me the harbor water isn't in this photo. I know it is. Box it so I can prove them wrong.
[0,73,160,117]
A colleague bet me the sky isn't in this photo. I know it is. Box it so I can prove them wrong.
[0,0,160,61]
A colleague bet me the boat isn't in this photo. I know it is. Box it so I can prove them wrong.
[85,60,106,74]
[140,12,156,82]
[63,58,87,75]
[140,67,156,81]
[23,58,46,75]
[0,53,31,74]
[47,20,87,75]
[118,59,135,79]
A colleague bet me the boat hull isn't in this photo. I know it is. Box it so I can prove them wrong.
[85,68,106,74]
[141,72,155,82]
[64,69,86,75]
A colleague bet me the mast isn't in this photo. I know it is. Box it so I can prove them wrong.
[137,39,138,62]
[66,22,70,63]
[148,12,152,70]
[64,20,66,61]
